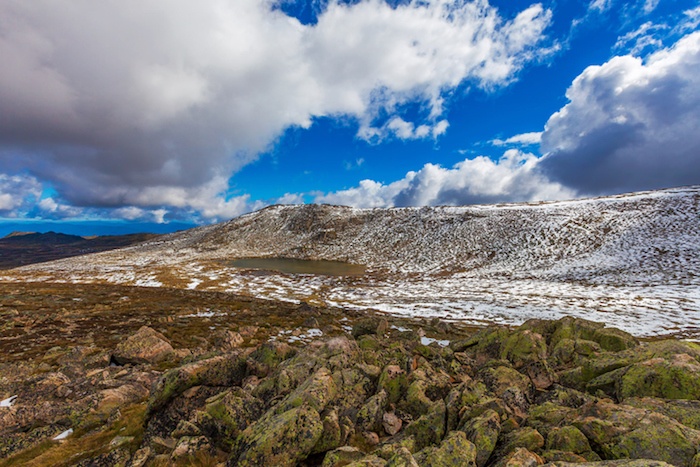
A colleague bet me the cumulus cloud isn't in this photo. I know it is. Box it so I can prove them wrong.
[0,0,553,220]
[315,149,573,208]
[540,31,700,195]
[0,174,42,215]
[491,131,542,147]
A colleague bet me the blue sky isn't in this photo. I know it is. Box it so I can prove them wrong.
[0,0,699,236]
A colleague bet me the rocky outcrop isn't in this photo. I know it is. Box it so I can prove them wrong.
[111,325,174,365]
[4,315,700,466]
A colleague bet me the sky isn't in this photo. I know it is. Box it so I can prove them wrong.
[1,0,699,236]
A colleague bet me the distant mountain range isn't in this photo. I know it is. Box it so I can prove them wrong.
[0,231,160,269]
[3,186,699,336]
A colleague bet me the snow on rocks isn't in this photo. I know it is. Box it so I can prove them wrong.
[3,186,700,338]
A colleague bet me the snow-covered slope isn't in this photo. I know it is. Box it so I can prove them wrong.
[4,186,700,337]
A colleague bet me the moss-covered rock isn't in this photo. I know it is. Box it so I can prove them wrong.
[542,461,676,466]
[196,387,262,449]
[276,367,337,413]
[452,328,511,366]
[148,352,246,413]
[445,381,489,431]
[540,450,588,463]
[357,390,388,433]
[403,400,446,451]
[247,341,296,377]
[550,338,601,368]
[501,330,548,369]
[385,446,419,467]
[572,401,700,467]
[345,455,388,466]
[496,427,545,457]
[548,317,637,352]
[322,446,366,467]
[414,430,477,466]
[461,409,501,467]
[618,355,700,400]
[403,378,433,418]
[352,318,388,338]
[232,405,323,467]
[624,397,700,430]
[491,447,544,467]
[545,426,591,454]
[481,365,532,399]
[312,409,344,454]
[378,365,408,405]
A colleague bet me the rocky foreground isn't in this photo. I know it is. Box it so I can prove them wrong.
[3,292,700,467]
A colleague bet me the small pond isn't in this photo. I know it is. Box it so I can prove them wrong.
[228,258,365,276]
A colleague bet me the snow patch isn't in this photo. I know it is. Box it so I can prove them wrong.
[53,428,73,440]
[1,395,17,407]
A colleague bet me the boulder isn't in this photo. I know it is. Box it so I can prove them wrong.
[624,397,700,430]
[481,365,532,397]
[542,461,676,467]
[617,354,700,400]
[385,447,419,467]
[383,411,403,436]
[352,318,389,339]
[196,387,263,449]
[461,409,501,467]
[276,367,337,413]
[147,352,246,413]
[357,390,388,433]
[496,427,545,458]
[312,409,343,454]
[322,446,366,467]
[247,341,296,377]
[403,400,446,452]
[492,447,544,467]
[112,326,174,365]
[378,365,408,405]
[572,401,700,467]
[415,431,477,466]
[545,426,592,455]
[500,330,548,369]
[548,317,637,352]
[232,405,323,467]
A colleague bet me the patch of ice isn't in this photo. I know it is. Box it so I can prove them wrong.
[0,395,17,407]
[187,278,202,290]
[391,325,410,332]
[421,337,450,347]
[53,428,73,440]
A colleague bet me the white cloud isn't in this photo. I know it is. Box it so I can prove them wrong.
[275,193,306,205]
[614,22,666,55]
[491,131,542,146]
[38,197,85,219]
[0,174,42,215]
[589,0,613,13]
[0,0,553,220]
[643,0,660,14]
[316,150,573,208]
[540,31,700,195]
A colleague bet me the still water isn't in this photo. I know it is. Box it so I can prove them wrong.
[228,258,365,276]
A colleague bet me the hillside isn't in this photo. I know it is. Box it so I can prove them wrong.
[0,232,160,269]
[3,186,699,337]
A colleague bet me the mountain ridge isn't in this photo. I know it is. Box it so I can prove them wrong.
[3,186,699,337]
